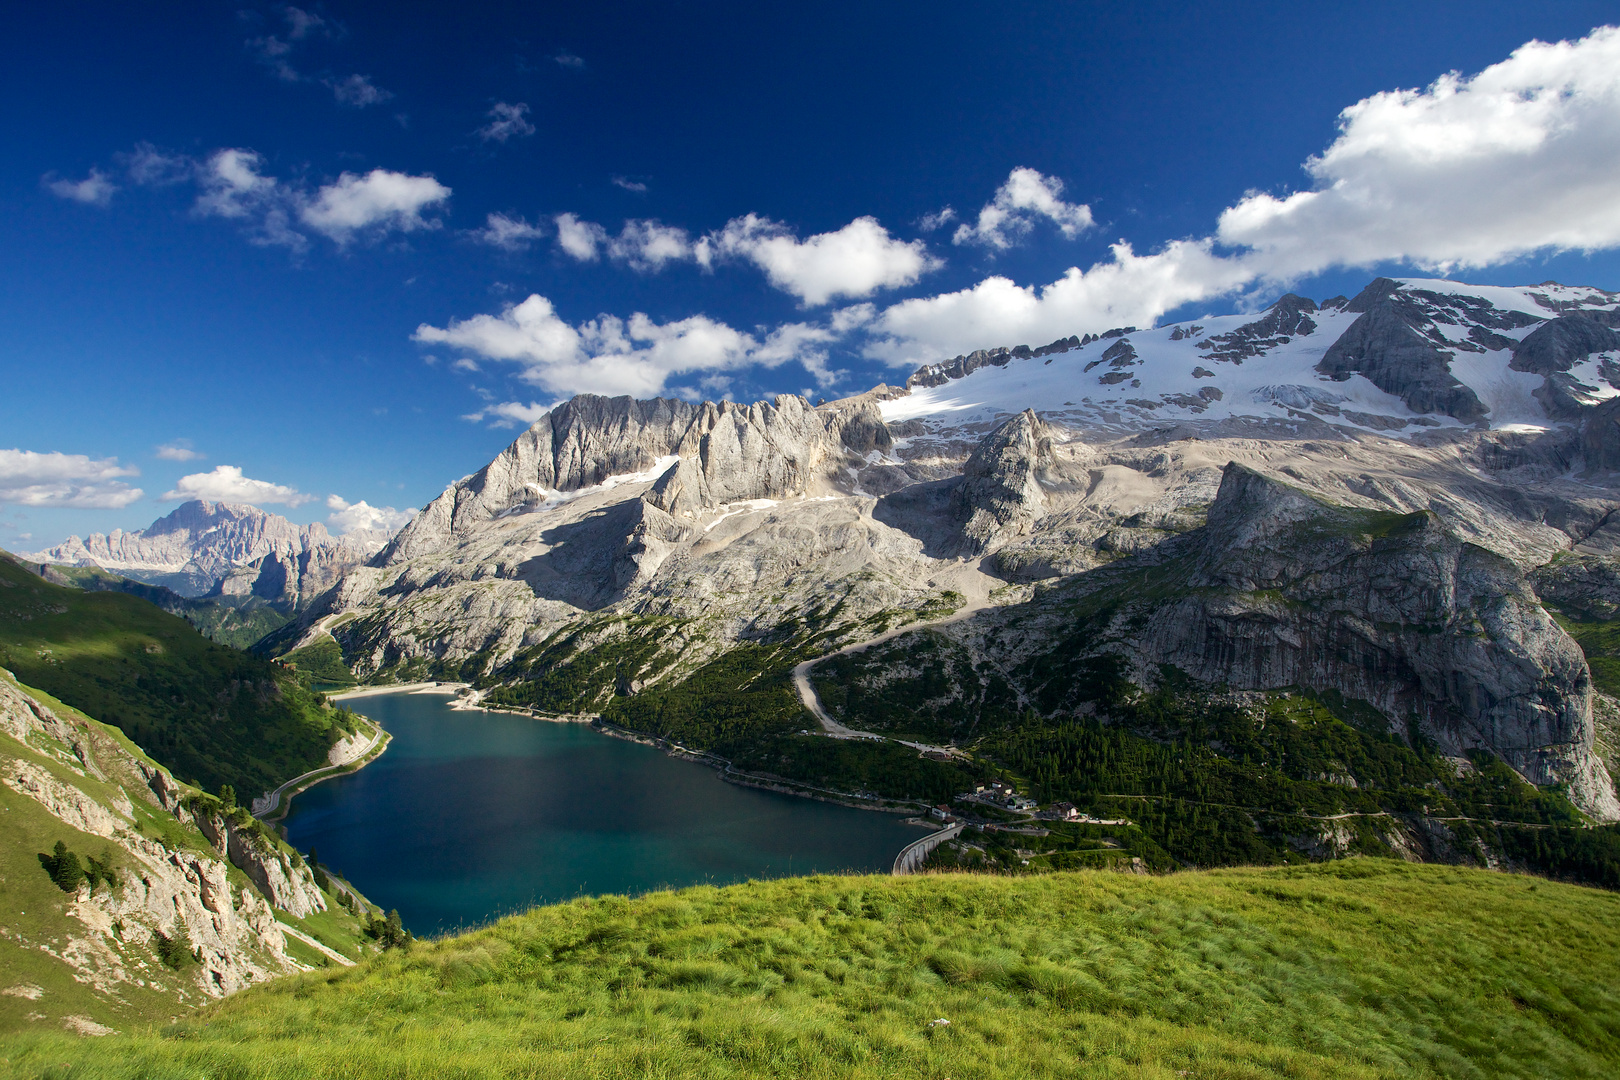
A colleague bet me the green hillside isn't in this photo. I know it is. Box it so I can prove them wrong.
[31,562,291,651]
[4,861,1617,1078]
[0,553,350,797]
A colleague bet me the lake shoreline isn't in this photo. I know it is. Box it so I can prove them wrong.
[344,684,933,819]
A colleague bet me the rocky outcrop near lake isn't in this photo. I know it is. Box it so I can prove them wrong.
[0,670,360,1033]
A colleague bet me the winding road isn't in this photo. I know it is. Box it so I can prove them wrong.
[251,726,387,821]
[793,561,1005,754]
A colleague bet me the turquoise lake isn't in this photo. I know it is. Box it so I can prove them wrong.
[283,690,927,935]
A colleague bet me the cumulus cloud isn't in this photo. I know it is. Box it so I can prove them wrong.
[193,148,306,249]
[609,220,696,271]
[708,214,941,305]
[554,212,608,260]
[871,27,1620,365]
[162,465,312,506]
[329,74,393,107]
[917,207,956,232]
[952,167,1094,249]
[154,441,204,462]
[1218,25,1620,277]
[326,494,414,535]
[416,293,835,403]
[474,212,546,250]
[44,169,117,206]
[299,169,451,243]
[463,400,551,426]
[552,214,694,270]
[869,239,1252,366]
[612,175,649,193]
[0,450,143,509]
[478,102,535,142]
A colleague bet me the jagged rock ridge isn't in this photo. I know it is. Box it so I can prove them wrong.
[24,500,388,602]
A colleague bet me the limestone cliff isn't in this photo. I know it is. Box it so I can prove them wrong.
[0,671,363,1035]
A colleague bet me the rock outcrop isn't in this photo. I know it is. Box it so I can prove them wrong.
[23,500,386,600]
[953,410,1055,553]
[0,672,347,1028]
[1121,464,1618,819]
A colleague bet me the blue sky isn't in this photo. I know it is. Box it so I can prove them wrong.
[4,1,1620,549]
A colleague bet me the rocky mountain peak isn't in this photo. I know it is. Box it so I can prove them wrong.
[953,409,1055,554]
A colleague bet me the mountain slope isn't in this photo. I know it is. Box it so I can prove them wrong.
[0,553,357,801]
[278,276,1620,845]
[0,670,375,1036]
[5,862,1617,1077]
[22,500,387,602]
[25,562,291,651]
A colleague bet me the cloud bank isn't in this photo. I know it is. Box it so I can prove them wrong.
[0,450,143,509]
[433,27,1620,395]
[326,494,414,535]
[162,465,312,507]
[66,145,452,252]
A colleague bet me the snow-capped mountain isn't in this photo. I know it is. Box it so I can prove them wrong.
[274,275,1620,822]
[21,500,390,603]
[886,277,1620,437]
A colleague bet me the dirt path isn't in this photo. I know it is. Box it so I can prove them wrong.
[277,922,356,967]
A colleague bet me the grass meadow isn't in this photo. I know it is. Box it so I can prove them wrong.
[2,860,1616,1079]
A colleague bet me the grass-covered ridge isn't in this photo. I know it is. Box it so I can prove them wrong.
[5,861,1618,1078]
[0,554,349,796]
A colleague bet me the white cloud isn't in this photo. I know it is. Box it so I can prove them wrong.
[952,168,1094,249]
[474,212,546,250]
[478,102,535,142]
[0,450,143,509]
[553,215,696,271]
[154,441,203,462]
[194,149,278,220]
[554,212,608,260]
[612,176,649,193]
[462,401,552,427]
[120,143,191,186]
[917,207,956,232]
[326,494,414,535]
[869,239,1252,366]
[329,74,393,107]
[44,169,117,206]
[192,148,306,250]
[1218,25,1620,277]
[872,27,1620,364]
[162,465,312,507]
[416,294,832,402]
[299,169,451,243]
[708,214,941,305]
[609,220,695,271]
[554,53,585,70]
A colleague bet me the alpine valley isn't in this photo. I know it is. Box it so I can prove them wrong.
[218,274,1620,879]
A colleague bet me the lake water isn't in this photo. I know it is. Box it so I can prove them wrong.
[283,690,927,935]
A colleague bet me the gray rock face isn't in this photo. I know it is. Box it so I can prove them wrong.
[1127,464,1618,819]
[953,410,1054,553]
[1199,293,1318,364]
[23,500,382,601]
[1317,281,1489,422]
[382,393,877,566]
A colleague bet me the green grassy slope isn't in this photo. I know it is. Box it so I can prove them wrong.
[30,562,291,651]
[0,672,378,1035]
[0,554,350,796]
[4,862,1617,1079]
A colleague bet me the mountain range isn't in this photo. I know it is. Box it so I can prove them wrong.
[22,500,391,604]
[238,276,1620,840]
